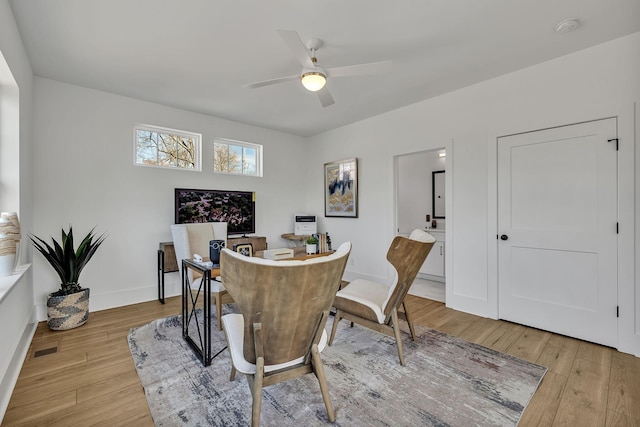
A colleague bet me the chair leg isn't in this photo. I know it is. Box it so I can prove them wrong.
[329,310,342,345]
[311,344,336,422]
[403,301,417,341]
[391,308,405,366]
[215,292,223,331]
[251,357,264,427]
[229,365,237,381]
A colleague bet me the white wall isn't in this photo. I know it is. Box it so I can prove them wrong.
[0,0,35,420]
[32,78,308,318]
[307,33,640,355]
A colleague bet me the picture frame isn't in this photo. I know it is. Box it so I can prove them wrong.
[324,158,358,218]
[232,243,253,257]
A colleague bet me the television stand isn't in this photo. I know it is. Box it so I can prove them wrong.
[227,235,267,252]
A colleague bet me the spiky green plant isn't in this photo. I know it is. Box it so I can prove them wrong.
[30,226,107,296]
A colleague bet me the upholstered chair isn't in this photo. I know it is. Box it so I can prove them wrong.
[220,242,351,427]
[329,229,435,365]
[170,222,232,330]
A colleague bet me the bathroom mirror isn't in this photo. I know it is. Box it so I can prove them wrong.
[432,170,445,219]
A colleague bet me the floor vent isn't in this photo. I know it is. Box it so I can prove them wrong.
[34,346,58,358]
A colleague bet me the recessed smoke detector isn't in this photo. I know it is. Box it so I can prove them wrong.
[555,18,580,33]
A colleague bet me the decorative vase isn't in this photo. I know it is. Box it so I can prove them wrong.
[306,243,317,255]
[0,254,15,276]
[0,233,16,276]
[0,212,20,271]
[0,212,20,233]
[47,288,90,330]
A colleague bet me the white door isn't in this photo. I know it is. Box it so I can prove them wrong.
[498,118,618,347]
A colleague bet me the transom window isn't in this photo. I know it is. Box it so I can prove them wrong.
[134,124,201,171]
[213,138,262,177]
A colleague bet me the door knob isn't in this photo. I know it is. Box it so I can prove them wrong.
[500,234,509,241]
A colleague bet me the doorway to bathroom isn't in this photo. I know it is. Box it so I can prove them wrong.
[395,148,446,302]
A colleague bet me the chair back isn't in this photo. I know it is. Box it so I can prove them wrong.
[170,222,228,280]
[382,229,435,321]
[221,242,351,365]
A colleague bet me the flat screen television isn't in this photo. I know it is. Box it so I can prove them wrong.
[175,188,256,236]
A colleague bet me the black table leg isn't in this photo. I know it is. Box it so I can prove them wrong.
[157,249,165,304]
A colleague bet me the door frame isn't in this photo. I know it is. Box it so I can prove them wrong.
[486,104,636,355]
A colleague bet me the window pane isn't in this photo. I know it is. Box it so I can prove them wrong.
[229,145,242,173]
[213,139,262,177]
[157,146,173,166]
[176,137,195,168]
[135,126,200,170]
[136,130,158,165]
[214,142,230,172]
[243,147,256,175]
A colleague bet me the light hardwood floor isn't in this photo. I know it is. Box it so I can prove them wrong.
[3,295,640,426]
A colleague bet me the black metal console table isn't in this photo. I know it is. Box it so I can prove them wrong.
[181,258,226,366]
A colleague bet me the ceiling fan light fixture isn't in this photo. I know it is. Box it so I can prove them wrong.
[301,71,327,92]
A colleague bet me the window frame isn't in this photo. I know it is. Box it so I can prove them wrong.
[133,124,202,171]
[213,138,263,177]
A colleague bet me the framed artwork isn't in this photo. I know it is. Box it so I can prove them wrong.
[232,243,253,257]
[324,158,358,218]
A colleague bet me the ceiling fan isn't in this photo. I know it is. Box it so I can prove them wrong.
[245,30,392,107]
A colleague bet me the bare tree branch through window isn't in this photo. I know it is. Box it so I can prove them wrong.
[135,125,200,170]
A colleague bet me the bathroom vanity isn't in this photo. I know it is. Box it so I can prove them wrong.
[419,230,445,280]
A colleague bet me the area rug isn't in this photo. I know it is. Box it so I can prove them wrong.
[128,311,546,426]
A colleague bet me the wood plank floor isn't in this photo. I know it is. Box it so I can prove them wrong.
[3,295,640,426]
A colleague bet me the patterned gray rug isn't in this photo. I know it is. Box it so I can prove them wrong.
[128,311,546,426]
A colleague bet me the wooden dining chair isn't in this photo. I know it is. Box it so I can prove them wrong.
[329,229,435,365]
[220,242,351,426]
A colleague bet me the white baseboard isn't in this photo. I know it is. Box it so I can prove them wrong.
[342,269,386,284]
[0,318,37,423]
[35,275,183,321]
[416,272,445,283]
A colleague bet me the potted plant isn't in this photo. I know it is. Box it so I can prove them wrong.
[306,235,318,255]
[30,226,106,330]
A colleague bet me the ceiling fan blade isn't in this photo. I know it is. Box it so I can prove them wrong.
[276,29,314,69]
[326,60,392,78]
[244,74,299,89]
[317,88,335,107]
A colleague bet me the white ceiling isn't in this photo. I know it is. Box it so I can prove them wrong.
[9,0,640,137]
